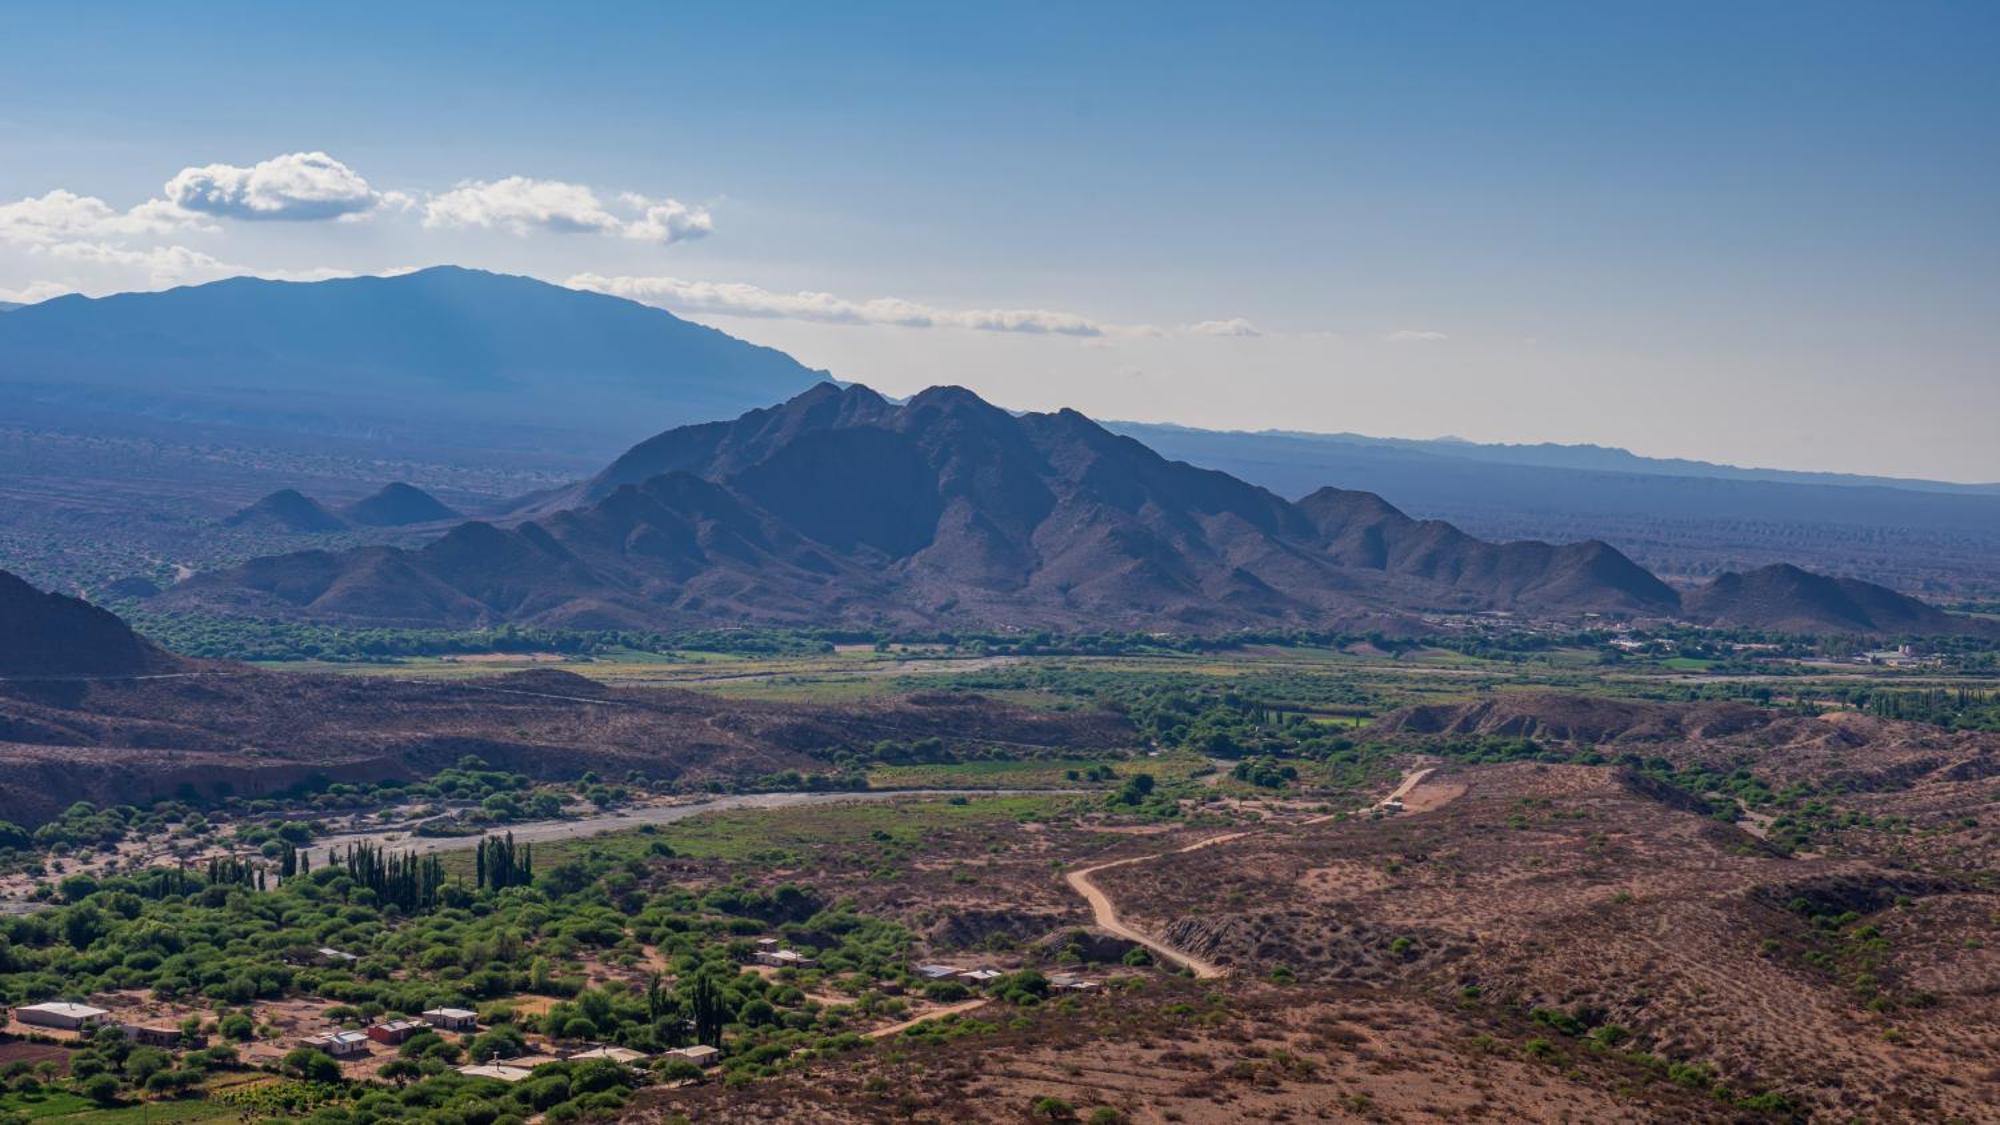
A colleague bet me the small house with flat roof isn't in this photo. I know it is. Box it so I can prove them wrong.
[664,1044,721,1068]
[305,1030,370,1058]
[16,1002,111,1031]
[422,1007,478,1032]
[368,1019,425,1045]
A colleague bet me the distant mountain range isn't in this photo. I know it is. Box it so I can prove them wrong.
[0,266,827,456]
[1119,423,1999,496]
[222,483,460,533]
[4,267,1993,602]
[158,383,1992,637]
[1109,423,2000,597]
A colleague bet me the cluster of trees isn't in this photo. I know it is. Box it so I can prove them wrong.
[45,1025,239,1106]
[125,613,874,663]
[1230,757,1299,789]
[330,843,449,914]
[1855,687,2000,732]
[267,1050,642,1125]
[474,833,535,892]
[0,829,932,1090]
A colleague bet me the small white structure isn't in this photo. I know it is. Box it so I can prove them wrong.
[457,1064,533,1083]
[15,1002,111,1031]
[754,949,815,969]
[315,947,360,966]
[422,1007,478,1032]
[569,1045,648,1064]
[664,1044,721,1068]
[305,1030,371,1058]
[959,968,1004,983]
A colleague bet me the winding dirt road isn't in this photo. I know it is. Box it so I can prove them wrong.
[1064,830,1251,979]
[1062,765,1451,979]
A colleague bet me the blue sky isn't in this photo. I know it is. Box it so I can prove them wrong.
[2,1,1996,479]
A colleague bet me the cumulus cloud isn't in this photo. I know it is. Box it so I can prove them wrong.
[617,193,713,243]
[163,152,388,222]
[567,273,1116,336]
[1184,317,1261,337]
[0,189,208,246]
[426,178,712,244]
[1385,329,1448,343]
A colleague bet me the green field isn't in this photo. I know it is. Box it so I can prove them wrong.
[436,793,1080,877]
[0,1092,240,1125]
[865,750,1211,791]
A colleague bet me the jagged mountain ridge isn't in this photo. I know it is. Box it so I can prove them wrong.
[164,383,1698,631]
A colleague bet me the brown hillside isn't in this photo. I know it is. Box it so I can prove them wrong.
[0,569,184,678]
[0,668,1131,826]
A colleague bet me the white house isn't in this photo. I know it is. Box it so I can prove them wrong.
[15,1002,111,1031]
[754,949,816,969]
[305,1030,371,1058]
[664,1044,721,1068]
[422,1007,478,1032]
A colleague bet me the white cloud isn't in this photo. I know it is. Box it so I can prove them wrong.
[0,279,73,304]
[617,193,713,243]
[1385,329,1448,343]
[40,241,240,286]
[566,273,1141,337]
[1185,317,1261,337]
[164,152,385,222]
[426,178,712,244]
[0,189,208,246]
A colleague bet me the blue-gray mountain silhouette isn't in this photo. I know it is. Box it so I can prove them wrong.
[0,266,827,453]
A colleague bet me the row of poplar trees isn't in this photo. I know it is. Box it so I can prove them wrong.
[474,831,535,892]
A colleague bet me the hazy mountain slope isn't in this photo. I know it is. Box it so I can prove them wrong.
[1111,423,2000,597]
[1296,487,1678,613]
[0,266,828,455]
[1683,564,1990,635]
[164,384,1686,631]
[1114,422,2000,496]
[341,482,460,527]
[0,568,182,676]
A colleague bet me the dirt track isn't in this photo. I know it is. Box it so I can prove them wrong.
[864,998,991,1039]
[1065,766,1455,978]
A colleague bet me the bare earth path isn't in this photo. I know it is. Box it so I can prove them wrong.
[1065,831,1251,979]
[1064,765,1456,978]
[864,998,991,1039]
